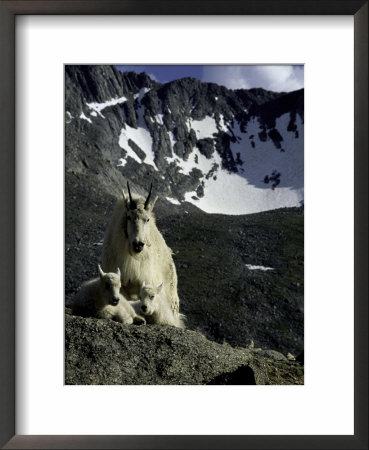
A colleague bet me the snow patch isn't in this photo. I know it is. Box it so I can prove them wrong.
[246,264,274,271]
[118,107,158,170]
[168,131,177,150]
[86,96,128,118]
[134,87,151,101]
[189,116,218,139]
[79,112,92,124]
[155,114,164,125]
[166,197,181,205]
[218,114,230,132]
[183,148,303,215]
[117,158,127,167]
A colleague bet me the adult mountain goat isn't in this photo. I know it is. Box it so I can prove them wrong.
[102,182,180,314]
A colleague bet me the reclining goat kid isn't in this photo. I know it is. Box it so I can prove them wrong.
[71,265,145,325]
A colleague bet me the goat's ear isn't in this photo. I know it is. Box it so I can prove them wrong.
[98,264,105,279]
[157,282,163,293]
[116,267,121,278]
[142,281,146,288]
[148,195,158,212]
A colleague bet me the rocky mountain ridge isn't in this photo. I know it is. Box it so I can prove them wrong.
[65,65,304,214]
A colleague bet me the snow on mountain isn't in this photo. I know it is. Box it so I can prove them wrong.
[134,87,151,101]
[118,107,158,170]
[188,113,304,215]
[183,122,303,216]
[115,103,303,214]
[87,96,128,118]
[117,158,127,168]
[246,264,274,271]
[189,116,218,139]
[66,67,303,215]
[79,112,92,123]
[166,197,181,205]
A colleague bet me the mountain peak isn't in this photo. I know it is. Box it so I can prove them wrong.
[65,65,303,215]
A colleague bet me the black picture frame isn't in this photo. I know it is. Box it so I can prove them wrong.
[0,1,367,449]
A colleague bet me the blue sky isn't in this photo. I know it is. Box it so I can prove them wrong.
[115,65,304,93]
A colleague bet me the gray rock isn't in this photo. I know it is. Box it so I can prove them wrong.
[196,138,215,158]
[65,314,270,385]
[255,349,288,361]
[127,139,146,161]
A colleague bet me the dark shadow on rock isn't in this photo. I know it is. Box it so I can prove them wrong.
[207,365,256,385]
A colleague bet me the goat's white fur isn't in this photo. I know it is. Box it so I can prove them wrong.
[131,281,185,328]
[71,265,145,325]
[102,188,180,313]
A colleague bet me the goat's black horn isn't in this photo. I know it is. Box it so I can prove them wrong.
[127,181,134,209]
[144,183,153,210]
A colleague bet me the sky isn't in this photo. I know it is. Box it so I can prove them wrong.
[115,65,304,93]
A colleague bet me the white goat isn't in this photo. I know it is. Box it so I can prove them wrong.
[102,182,180,314]
[131,282,185,328]
[71,265,145,325]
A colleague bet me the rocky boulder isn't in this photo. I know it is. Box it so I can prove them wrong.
[65,314,303,385]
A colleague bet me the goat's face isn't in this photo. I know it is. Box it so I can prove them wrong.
[126,205,151,256]
[139,282,163,316]
[98,265,121,306]
[123,182,158,257]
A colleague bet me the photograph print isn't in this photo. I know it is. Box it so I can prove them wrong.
[65,64,304,385]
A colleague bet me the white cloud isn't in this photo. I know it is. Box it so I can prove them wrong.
[202,65,304,93]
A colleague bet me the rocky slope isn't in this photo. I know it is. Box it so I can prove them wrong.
[65,313,303,385]
[66,199,304,357]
